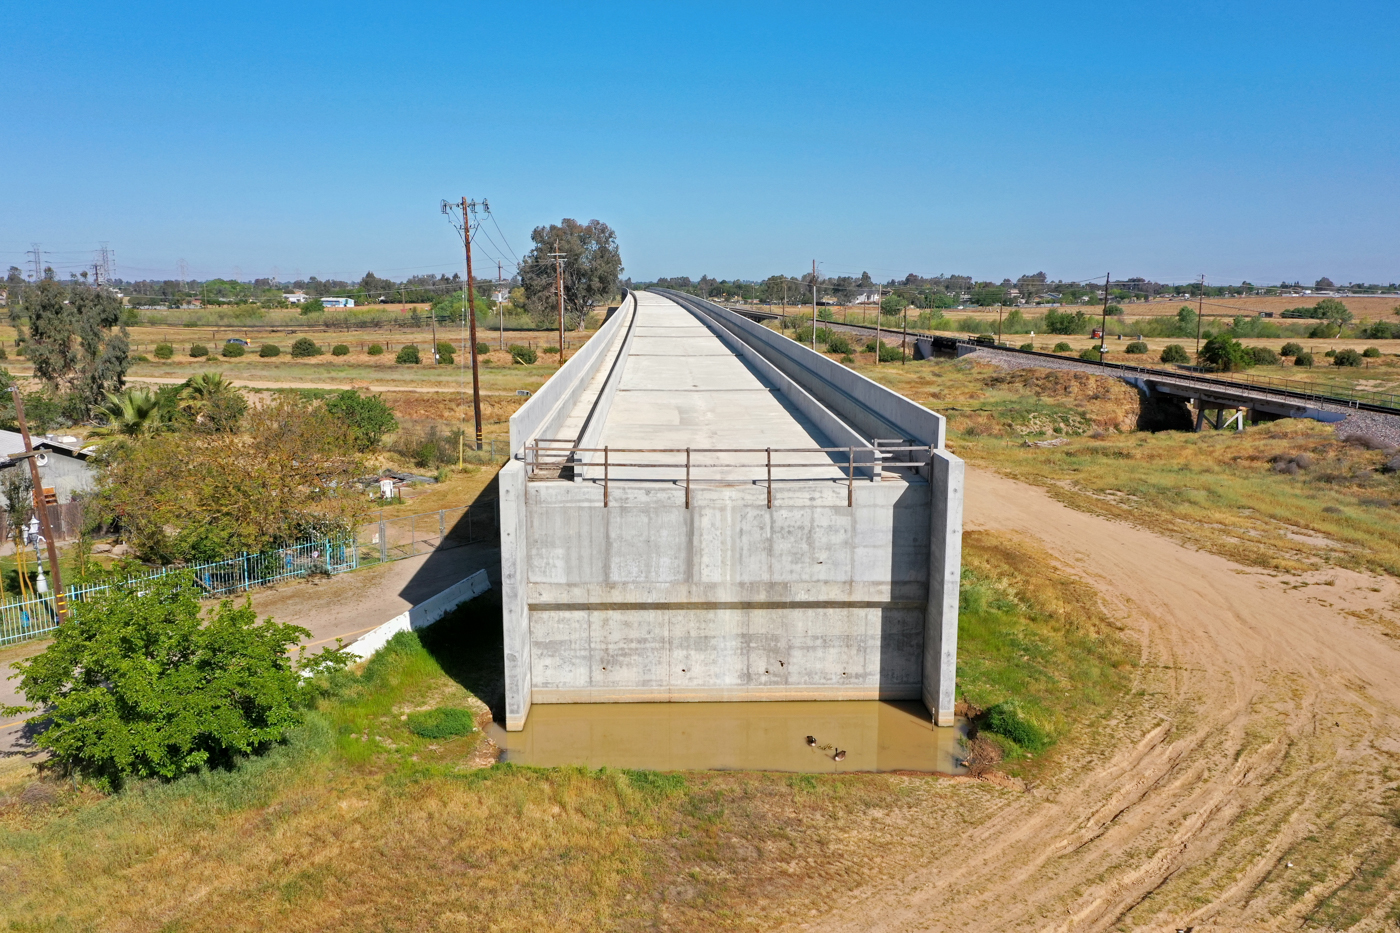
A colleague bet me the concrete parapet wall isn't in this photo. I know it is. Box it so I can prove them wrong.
[509,290,635,455]
[661,291,947,450]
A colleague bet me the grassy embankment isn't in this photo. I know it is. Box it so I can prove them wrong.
[0,533,1134,931]
[861,358,1400,578]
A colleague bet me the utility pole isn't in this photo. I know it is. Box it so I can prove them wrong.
[874,285,882,366]
[10,389,64,622]
[442,198,485,452]
[1195,274,1205,357]
[902,304,909,364]
[550,245,567,363]
[811,260,818,351]
[997,304,1004,346]
[497,260,505,350]
[1099,272,1111,362]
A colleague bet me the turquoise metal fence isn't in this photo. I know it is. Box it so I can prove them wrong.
[0,535,357,648]
[0,495,499,649]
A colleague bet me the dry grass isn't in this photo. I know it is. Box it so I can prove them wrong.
[861,358,1400,576]
[0,534,1131,932]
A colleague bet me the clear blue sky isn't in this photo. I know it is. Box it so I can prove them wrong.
[4,1,1397,286]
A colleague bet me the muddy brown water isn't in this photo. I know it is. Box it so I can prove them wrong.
[487,700,969,774]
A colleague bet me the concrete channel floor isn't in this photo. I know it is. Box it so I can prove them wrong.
[581,291,848,482]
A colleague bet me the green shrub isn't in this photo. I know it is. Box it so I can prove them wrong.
[1363,346,1382,358]
[258,344,280,358]
[1280,342,1303,357]
[290,337,321,359]
[1198,334,1250,372]
[543,346,560,355]
[436,341,455,365]
[826,333,853,355]
[1018,342,1035,351]
[1324,349,1337,358]
[189,344,209,358]
[1078,347,1102,362]
[324,390,397,450]
[1104,303,1124,316]
[0,346,7,360]
[367,343,384,356]
[509,344,537,365]
[1247,346,1280,366]
[840,353,855,363]
[1124,341,1148,354]
[1334,348,1363,367]
[1309,322,1341,339]
[221,342,245,358]
[1053,341,1072,353]
[395,344,420,364]
[153,343,174,360]
[980,701,1049,752]
[476,342,490,356]
[1295,351,1314,366]
[1160,344,1190,364]
[331,344,349,356]
[9,573,344,789]
[405,707,476,739]
[872,341,902,362]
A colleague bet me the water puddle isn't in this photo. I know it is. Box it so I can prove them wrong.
[488,700,968,774]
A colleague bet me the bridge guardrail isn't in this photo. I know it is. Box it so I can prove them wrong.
[522,441,933,508]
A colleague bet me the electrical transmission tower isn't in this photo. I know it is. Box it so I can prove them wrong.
[92,243,114,285]
[27,244,44,282]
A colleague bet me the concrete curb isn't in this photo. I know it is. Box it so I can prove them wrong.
[346,569,492,661]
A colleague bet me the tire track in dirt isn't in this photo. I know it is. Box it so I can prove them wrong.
[793,465,1400,932]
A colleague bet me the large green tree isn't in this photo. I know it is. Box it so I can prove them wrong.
[520,219,622,329]
[14,280,130,410]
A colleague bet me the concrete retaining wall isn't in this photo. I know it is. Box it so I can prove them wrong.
[523,479,929,709]
[348,568,493,661]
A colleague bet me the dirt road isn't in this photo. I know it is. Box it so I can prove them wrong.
[805,465,1400,931]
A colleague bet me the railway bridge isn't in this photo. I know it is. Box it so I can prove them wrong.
[498,290,964,731]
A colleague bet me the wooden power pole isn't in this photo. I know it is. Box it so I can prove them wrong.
[461,197,484,451]
[10,388,64,622]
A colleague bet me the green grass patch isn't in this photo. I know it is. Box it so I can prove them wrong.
[956,531,1135,769]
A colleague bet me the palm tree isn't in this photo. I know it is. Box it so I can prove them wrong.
[90,387,174,438]
[179,372,246,431]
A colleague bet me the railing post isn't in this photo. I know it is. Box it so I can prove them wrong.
[603,446,609,508]
[848,446,854,507]
[766,447,772,509]
[685,448,691,509]
[379,520,387,562]
[439,508,445,540]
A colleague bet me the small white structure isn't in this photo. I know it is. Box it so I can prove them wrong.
[284,292,309,303]
[322,297,355,308]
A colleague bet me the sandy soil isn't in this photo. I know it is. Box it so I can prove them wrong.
[802,465,1400,932]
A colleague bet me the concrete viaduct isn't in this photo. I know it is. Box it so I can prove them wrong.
[499,289,964,732]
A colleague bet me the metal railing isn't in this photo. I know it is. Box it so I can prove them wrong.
[522,440,933,508]
[0,499,500,648]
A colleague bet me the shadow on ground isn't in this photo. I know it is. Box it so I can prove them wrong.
[418,590,507,724]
